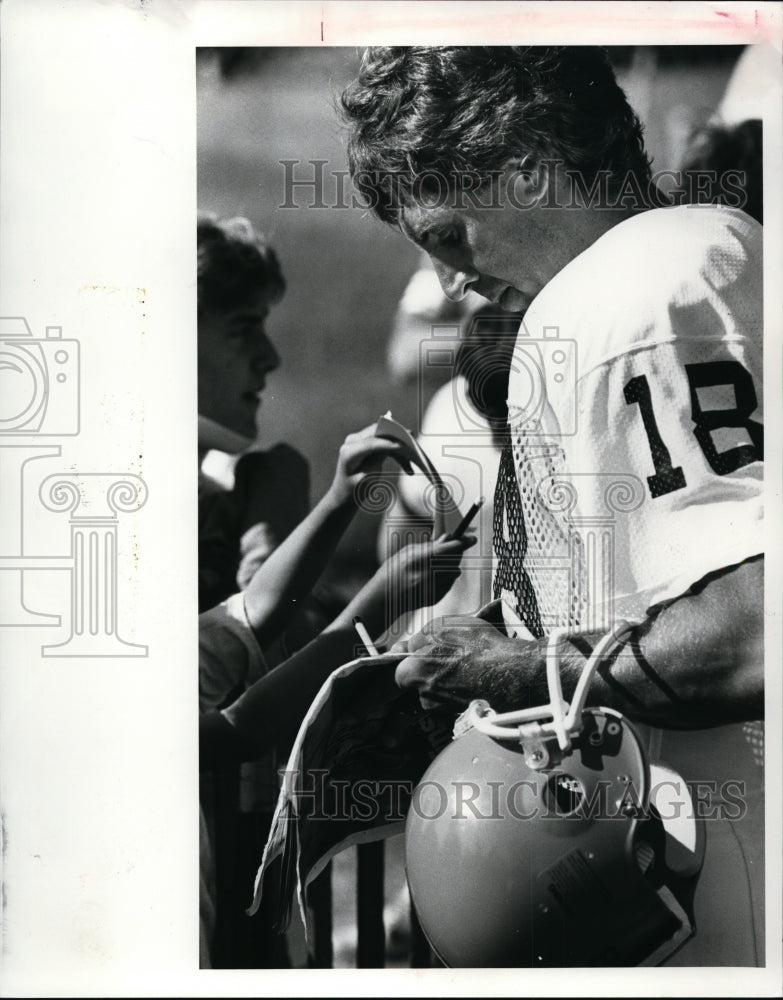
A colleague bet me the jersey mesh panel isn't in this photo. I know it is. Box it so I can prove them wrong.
[492,439,544,637]
[494,432,592,632]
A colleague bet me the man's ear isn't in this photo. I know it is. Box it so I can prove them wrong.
[503,154,550,205]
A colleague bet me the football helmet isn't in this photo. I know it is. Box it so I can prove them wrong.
[405,622,705,967]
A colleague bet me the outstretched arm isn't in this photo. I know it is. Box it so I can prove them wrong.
[200,626,369,771]
[330,532,476,638]
[200,532,475,771]
[243,425,407,647]
[395,555,763,729]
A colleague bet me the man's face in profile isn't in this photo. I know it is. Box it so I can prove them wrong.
[399,166,555,314]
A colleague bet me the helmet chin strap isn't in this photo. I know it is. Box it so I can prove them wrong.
[466,619,639,754]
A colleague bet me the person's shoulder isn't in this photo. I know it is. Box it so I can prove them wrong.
[523,205,762,375]
[419,375,497,441]
[234,443,311,532]
[644,203,758,244]
[421,377,469,428]
[594,205,761,279]
[533,205,761,318]
[235,443,310,482]
[265,442,310,476]
[623,206,761,312]
[618,203,759,238]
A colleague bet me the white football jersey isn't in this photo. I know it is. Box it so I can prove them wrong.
[496,205,763,634]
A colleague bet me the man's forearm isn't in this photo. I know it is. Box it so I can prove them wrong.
[492,556,764,729]
[584,555,763,727]
[326,567,388,637]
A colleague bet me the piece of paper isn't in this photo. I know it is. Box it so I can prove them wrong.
[375,411,463,535]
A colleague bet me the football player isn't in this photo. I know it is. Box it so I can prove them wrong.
[341,46,764,965]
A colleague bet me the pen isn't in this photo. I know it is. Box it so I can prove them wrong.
[353,615,380,657]
[449,496,485,540]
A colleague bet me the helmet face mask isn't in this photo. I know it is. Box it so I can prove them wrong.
[404,628,705,967]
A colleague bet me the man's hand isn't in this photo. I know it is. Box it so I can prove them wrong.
[394,613,546,713]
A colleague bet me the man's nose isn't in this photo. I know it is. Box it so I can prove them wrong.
[252,333,281,374]
[432,258,477,301]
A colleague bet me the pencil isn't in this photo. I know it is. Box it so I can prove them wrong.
[353,615,380,657]
[450,496,485,540]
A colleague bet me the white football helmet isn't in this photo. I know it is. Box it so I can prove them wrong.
[405,622,706,967]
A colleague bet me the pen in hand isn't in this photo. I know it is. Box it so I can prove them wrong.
[449,496,485,540]
[353,615,380,657]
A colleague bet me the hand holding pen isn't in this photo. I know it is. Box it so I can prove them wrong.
[353,497,485,657]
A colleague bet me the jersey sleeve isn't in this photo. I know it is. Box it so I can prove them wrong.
[504,206,764,629]
[567,334,763,621]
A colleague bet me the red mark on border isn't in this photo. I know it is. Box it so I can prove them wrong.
[716,7,760,29]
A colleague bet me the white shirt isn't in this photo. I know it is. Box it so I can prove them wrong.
[499,205,763,634]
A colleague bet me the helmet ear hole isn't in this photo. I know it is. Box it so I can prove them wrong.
[545,773,586,816]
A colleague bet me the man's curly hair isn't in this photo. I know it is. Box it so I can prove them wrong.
[340,46,652,223]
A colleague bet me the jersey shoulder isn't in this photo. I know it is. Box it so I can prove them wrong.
[522,206,762,380]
